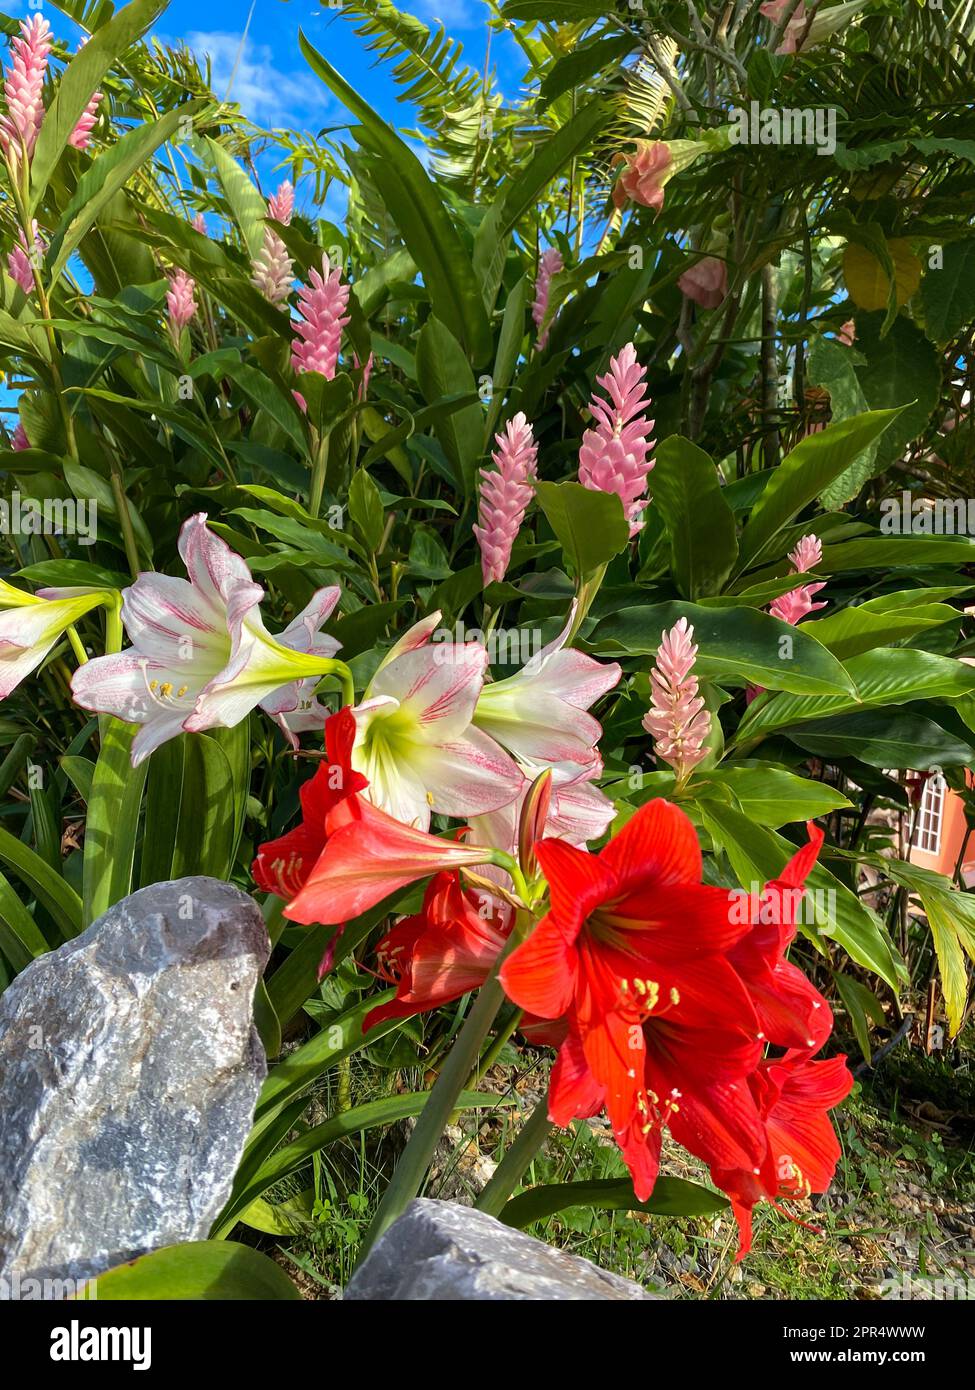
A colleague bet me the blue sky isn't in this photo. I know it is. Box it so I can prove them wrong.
[7,0,524,219]
[20,0,519,135]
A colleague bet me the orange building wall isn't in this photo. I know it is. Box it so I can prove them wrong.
[911,784,975,884]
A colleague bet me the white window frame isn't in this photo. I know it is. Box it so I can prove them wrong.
[911,776,945,856]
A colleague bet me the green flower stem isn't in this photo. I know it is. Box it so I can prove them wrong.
[486,848,530,904]
[107,453,142,582]
[104,595,124,656]
[469,1007,523,1088]
[566,562,607,646]
[475,1094,553,1218]
[356,909,534,1264]
[308,430,330,520]
[321,658,355,710]
[65,626,88,667]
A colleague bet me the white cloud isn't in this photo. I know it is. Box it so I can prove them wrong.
[180,30,329,127]
[407,0,490,32]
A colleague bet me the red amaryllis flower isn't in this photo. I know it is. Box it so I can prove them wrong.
[252,706,366,897]
[363,872,512,1031]
[284,799,495,926]
[499,799,765,1199]
[728,823,834,1056]
[710,1049,853,1257]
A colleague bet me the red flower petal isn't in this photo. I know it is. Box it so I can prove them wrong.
[598,798,703,889]
[499,914,578,1019]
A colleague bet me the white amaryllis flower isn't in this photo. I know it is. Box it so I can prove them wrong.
[0,581,115,698]
[472,603,621,765]
[469,754,616,857]
[71,514,343,765]
[351,610,522,831]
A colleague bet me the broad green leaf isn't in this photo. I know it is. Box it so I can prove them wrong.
[47,100,206,280]
[787,711,974,769]
[816,536,975,573]
[473,101,607,308]
[806,337,876,507]
[83,719,148,926]
[736,649,975,742]
[698,801,903,988]
[349,467,386,550]
[735,407,904,572]
[171,734,236,880]
[698,764,852,827]
[300,32,491,365]
[593,602,856,697]
[139,737,184,887]
[0,868,51,971]
[415,317,484,494]
[484,275,529,442]
[86,1242,302,1301]
[500,1175,728,1229]
[832,970,887,1062]
[60,755,95,804]
[922,235,975,343]
[0,734,35,800]
[651,436,738,598]
[221,361,306,453]
[206,137,270,259]
[800,595,959,660]
[0,826,83,939]
[29,0,170,213]
[852,314,941,471]
[534,480,629,578]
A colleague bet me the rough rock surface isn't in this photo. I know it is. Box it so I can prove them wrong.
[0,877,268,1293]
[344,1198,660,1300]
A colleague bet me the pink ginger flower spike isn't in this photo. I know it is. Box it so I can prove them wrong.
[267,180,294,225]
[252,181,296,305]
[291,255,350,410]
[252,227,294,306]
[191,212,207,235]
[166,269,197,341]
[7,220,43,294]
[769,533,827,626]
[532,248,563,350]
[642,618,712,785]
[10,422,29,452]
[473,412,538,587]
[578,342,655,535]
[68,90,102,150]
[0,15,52,166]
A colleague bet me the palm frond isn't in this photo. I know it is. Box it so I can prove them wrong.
[336,0,483,126]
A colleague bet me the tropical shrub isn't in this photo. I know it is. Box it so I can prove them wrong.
[1,0,974,1293]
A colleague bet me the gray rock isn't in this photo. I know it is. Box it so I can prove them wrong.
[344,1199,660,1301]
[0,877,268,1293]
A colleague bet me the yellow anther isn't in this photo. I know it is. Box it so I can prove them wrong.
[160,682,173,697]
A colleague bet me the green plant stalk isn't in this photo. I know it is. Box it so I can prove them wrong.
[309,430,330,519]
[475,1095,553,1218]
[65,626,88,666]
[5,149,80,465]
[469,1007,523,1088]
[356,910,533,1262]
[104,595,124,656]
[565,563,607,646]
[107,453,142,582]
